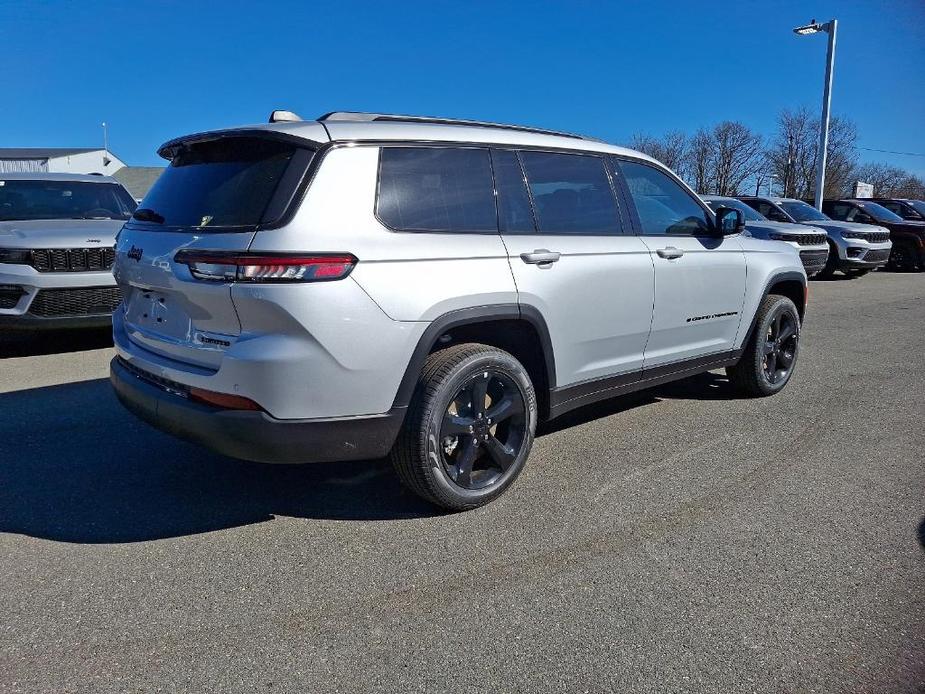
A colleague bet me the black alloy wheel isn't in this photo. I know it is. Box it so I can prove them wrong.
[762,309,798,386]
[889,243,918,271]
[439,370,527,490]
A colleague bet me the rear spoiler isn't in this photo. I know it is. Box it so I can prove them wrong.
[157,127,327,161]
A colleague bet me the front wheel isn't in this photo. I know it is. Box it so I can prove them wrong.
[888,242,921,272]
[391,343,537,511]
[727,294,801,397]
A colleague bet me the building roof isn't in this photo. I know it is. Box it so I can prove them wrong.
[0,147,102,159]
[112,166,164,199]
[0,171,118,182]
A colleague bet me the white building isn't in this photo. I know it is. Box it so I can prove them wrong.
[0,147,126,175]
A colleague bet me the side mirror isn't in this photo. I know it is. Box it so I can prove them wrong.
[714,206,745,235]
[856,213,873,223]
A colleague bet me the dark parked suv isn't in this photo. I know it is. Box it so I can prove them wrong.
[869,198,925,222]
[822,199,925,271]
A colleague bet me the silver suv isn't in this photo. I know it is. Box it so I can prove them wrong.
[110,111,808,510]
[701,195,829,276]
[737,196,892,278]
[0,173,136,329]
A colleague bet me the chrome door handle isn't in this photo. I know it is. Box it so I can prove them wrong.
[520,249,561,265]
[656,246,684,259]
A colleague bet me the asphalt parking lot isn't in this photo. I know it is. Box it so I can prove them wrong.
[1,272,923,693]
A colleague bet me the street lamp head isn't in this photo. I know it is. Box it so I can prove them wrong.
[793,19,832,35]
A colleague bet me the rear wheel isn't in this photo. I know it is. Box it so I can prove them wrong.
[727,294,801,397]
[391,343,537,511]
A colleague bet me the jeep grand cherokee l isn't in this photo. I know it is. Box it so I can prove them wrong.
[110,111,807,511]
[737,196,892,277]
[702,195,828,276]
[0,173,136,328]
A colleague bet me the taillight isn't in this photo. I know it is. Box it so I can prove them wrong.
[174,251,357,283]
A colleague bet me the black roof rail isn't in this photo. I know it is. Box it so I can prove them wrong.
[317,111,601,142]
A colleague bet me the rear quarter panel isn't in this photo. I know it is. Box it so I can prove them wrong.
[248,145,518,322]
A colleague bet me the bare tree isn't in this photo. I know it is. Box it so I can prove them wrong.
[853,162,925,198]
[628,131,688,177]
[709,121,764,195]
[822,116,859,198]
[684,128,713,194]
[766,108,858,199]
[766,107,816,198]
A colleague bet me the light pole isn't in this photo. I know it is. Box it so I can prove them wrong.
[793,18,837,210]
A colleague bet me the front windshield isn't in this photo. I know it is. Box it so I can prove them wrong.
[908,200,925,217]
[779,200,830,222]
[703,198,765,222]
[855,200,904,223]
[0,179,137,221]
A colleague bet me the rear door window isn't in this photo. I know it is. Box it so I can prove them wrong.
[490,149,535,233]
[133,137,310,229]
[518,151,621,235]
[377,147,497,233]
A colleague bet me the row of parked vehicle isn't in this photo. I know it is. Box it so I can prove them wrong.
[0,111,923,511]
[702,195,924,278]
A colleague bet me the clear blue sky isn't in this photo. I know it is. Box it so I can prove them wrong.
[3,0,923,176]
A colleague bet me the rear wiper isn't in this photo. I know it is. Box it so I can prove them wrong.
[133,208,165,224]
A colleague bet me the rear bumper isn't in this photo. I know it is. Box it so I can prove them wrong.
[110,357,405,464]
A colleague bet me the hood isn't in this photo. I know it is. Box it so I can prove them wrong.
[0,218,124,248]
[745,220,826,235]
[889,220,925,236]
[799,219,888,234]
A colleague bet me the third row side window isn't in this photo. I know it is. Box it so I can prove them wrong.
[377,147,497,232]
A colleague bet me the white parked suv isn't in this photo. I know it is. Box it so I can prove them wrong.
[110,111,808,510]
[701,195,829,277]
[0,173,135,329]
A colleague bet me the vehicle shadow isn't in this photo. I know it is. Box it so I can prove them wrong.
[0,327,113,358]
[809,274,858,282]
[649,371,753,401]
[1,369,746,544]
[0,379,437,544]
[918,518,925,553]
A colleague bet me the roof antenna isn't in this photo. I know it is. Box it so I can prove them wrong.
[269,110,303,123]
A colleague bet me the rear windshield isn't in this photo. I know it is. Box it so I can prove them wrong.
[0,179,136,221]
[134,137,306,229]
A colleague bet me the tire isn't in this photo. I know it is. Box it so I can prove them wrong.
[888,242,920,272]
[817,241,839,278]
[390,343,537,511]
[726,294,801,397]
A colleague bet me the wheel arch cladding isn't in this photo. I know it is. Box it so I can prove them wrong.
[391,304,556,419]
